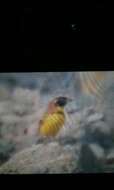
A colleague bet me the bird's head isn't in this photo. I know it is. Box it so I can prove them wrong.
[53,96,73,107]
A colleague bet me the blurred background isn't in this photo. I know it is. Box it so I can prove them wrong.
[0,72,114,173]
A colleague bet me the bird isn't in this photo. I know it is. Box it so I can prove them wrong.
[37,72,113,140]
[38,96,72,138]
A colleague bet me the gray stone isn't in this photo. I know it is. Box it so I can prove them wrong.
[87,113,104,123]
[104,149,114,172]
[78,143,105,173]
[0,142,78,174]
[82,107,96,118]
[107,150,114,160]
[83,121,113,149]
[89,143,105,160]
[90,121,110,135]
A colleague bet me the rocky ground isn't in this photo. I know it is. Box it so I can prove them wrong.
[0,72,114,173]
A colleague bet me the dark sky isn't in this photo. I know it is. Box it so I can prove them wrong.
[4,3,113,72]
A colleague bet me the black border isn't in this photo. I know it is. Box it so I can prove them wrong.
[0,173,114,187]
[2,2,114,72]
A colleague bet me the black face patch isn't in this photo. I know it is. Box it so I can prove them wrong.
[55,97,67,107]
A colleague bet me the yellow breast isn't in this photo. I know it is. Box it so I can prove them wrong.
[39,108,65,137]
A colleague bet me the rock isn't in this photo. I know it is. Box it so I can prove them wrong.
[103,149,114,172]
[83,120,113,149]
[0,140,15,166]
[89,143,105,160]
[0,142,78,174]
[0,86,11,101]
[106,150,114,161]
[87,113,104,123]
[89,121,111,135]
[78,143,105,173]
[82,107,96,118]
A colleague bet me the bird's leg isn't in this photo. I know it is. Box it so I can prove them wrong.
[35,136,44,144]
[36,135,57,145]
[44,136,56,144]
[41,136,56,144]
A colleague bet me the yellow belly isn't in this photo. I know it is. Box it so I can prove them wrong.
[39,113,65,137]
